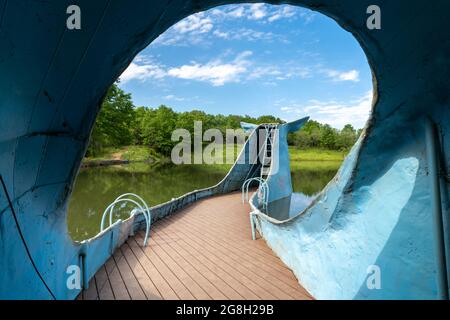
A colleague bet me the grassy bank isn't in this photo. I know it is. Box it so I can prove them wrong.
[289,147,347,161]
[84,145,346,173]
[84,145,160,163]
[289,147,346,171]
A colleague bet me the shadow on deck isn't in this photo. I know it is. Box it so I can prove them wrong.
[79,192,312,300]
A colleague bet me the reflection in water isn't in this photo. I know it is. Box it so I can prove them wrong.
[291,168,337,196]
[68,162,339,241]
[265,193,318,221]
[260,167,339,221]
[67,162,228,241]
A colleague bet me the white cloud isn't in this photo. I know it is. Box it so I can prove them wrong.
[119,60,166,83]
[247,64,311,82]
[152,12,213,47]
[268,6,297,22]
[164,94,186,101]
[338,70,360,82]
[121,53,361,96]
[152,4,306,47]
[298,10,316,24]
[213,28,277,42]
[324,69,360,82]
[167,51,253,86]
[285,66,312,79]
[225,4,312,24]
[212,30,229,39]
[212,6,245,18]
[248,66,282,79]
[152,33,182,46]
[237,28,275,41]
[281,106,295,112]
[248,4,267,20]
[280,91,373,129]
[267,13,282,22]
[173,13,213,34]
[120,51,261,86]
[228,6,245,18]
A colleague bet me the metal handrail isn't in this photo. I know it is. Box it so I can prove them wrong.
[242,177,269,210]
[249,210,264,241]
[243,126,269,182]
[243,125,276,182]
[100,193,151,246]
[108,193,151,230]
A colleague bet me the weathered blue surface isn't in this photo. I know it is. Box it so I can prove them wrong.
[240,122,259,133]
[0,0,449,300]
[264,117,309,203]
[252,137,428,299]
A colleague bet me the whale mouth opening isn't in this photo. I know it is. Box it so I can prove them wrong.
[66,2,374,241]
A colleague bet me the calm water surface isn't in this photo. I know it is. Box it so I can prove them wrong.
[68,162,339,241]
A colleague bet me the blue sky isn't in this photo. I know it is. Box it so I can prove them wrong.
[119,3,373,129]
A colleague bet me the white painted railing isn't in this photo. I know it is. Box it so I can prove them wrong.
[100,193,151,246]
[242,177,269,210]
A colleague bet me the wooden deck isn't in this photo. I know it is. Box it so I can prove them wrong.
[79,192,312,300]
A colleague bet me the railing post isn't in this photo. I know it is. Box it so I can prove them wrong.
[249,212,256,241]
[425,117,449,300]
[79,252,88,290]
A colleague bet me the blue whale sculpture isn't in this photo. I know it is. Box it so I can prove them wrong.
[0,0,449,300]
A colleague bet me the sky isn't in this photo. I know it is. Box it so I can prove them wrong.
[118,3,373,129]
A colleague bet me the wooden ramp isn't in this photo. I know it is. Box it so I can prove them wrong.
[79,192,312,300]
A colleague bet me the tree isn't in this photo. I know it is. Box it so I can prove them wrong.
[256,115,284,124]
[88,83,135,156]
[131,106,148,145]
[140,105,178,156]
[288,120,360,150]
[336,124,357,150]
[320,124,338,149]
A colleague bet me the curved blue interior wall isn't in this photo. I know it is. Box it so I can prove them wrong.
[0,0,449,299]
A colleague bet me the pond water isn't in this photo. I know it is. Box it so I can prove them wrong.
[67,161,339,241]
[264,193,318,221]
[261,168,339,221]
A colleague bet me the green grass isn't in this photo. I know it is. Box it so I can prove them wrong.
[121,145,159,162]
[84,145,158,162]
[84,145,346,173]
[289,147,347,161]
[289,147,346,171]
[199,146,346,173]
[84,146,121,161]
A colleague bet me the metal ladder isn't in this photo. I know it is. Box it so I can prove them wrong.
[242,124,277,240]
[242,124,277,209]
[260,125,276,180]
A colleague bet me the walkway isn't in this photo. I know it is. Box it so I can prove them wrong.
[78,192,312,300]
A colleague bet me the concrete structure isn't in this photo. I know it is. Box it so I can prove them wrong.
[0,0,449,300]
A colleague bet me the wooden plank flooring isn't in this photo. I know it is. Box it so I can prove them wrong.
[79,192,312,300]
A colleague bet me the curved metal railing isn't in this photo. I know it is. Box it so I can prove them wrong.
[100,193,151,246]
[242,177,269,210]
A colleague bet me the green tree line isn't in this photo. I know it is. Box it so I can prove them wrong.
[287,121,362,151]
[87,83,361,157]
